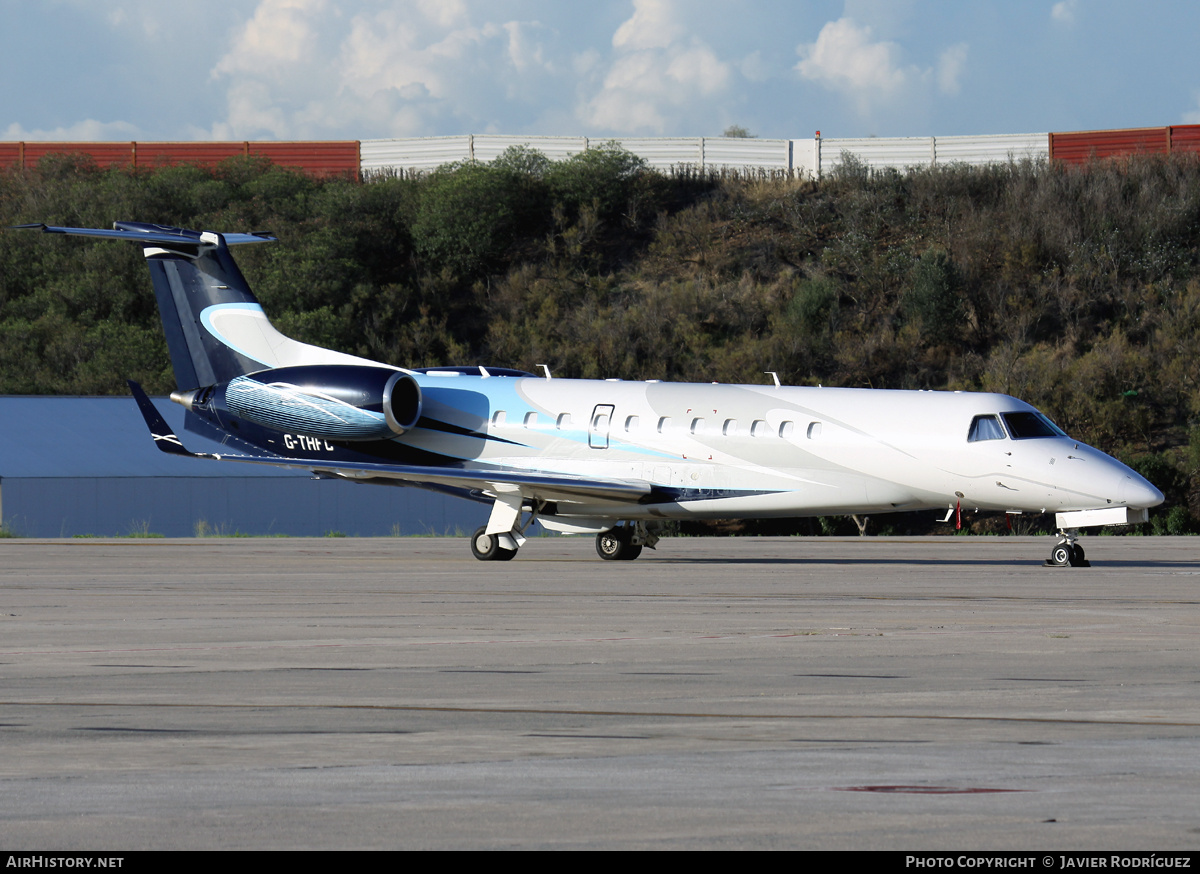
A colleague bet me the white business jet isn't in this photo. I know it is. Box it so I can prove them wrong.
[20,222,1163,565]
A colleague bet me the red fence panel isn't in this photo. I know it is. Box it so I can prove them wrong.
[1050,127,1168,163]
[134,142,247,168]
[250,142,360,177]
[0,141,359,178]
[17,142,136,168]
[1167,125,1200,154]
[1049,125,1200,163]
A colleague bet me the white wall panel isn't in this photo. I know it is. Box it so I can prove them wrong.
[791,139,818,178]
[609,137,704,170]
[933,133,1048,165]
[470,135,588,163]
[701,138,791,170]
[361,137,471,173]
[360,132,1051,177]
[822,137,935,171]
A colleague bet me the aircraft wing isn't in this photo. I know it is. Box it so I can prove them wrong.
[129,382,652,505]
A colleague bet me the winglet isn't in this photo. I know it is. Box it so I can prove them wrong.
[127,380,193,456]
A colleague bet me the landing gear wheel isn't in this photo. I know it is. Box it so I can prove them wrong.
[1050,543,1072,567]
[1046,541,1090,568]
[596,528,643,561]
[471,527,517,561]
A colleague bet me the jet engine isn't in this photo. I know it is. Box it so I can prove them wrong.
[174,365,422,442]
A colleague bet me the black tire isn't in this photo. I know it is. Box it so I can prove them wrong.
[596,528,642,561]
[471,526,517,561]
[1050,543,1072,566]
[1069,544,1086,566]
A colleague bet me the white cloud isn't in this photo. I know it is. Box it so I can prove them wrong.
[207,0,567,139]
[1183,93,1200,125]
[503,21,546,73]
[796,18,912,100]
[212,0,330,78]
[612,0,683,51]
[578,0,733,133]
[666,44,730,95]
[937,43,968,96]
[2,119,143,142]
[415,0,467,29]
[796,17,968,119]
[1051,1,1079,26]
[740,50,769,83]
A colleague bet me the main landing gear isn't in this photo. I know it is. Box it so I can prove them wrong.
[596,522,658,561]
[469,497,662,562]
[1045,530,1089,567]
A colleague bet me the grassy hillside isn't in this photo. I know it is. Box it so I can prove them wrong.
[3,148,1198,531]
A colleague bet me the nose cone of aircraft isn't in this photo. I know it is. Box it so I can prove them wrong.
[1120,472,1164,509]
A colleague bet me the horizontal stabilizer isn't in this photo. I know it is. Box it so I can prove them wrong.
[14,222,275,248]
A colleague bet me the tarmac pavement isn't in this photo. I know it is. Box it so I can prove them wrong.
[1,535,1198,850]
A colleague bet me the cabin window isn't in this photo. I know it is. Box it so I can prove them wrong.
[1002,411,1067,439]
[523,412,538,428]
[723,418,737,436]
[751,419,769,437]
[807,422,822,439]
[778,421,794,439]
[556,413,572,430]
[492,411,506,427]
[657,416,671,434]
[967,414,1005,442]
[690,417,705,435]
[625,415,639,432]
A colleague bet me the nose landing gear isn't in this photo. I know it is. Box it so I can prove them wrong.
[471,527,519,561]
[1045,530,1089,567]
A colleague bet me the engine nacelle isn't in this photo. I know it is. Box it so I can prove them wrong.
[176,365,422,442]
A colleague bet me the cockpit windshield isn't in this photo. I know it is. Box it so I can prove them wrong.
[967,414,1005,442]
[968,411,1069,442]
[1001,411,1068,439]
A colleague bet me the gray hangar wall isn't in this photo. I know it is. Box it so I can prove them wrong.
[0,397,488,538]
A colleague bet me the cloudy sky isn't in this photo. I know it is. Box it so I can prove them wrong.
[5,0,1200,143]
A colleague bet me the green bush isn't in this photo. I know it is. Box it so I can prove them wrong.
[411,161,529,278]
[904,249,963,340]
[547,143,652,223]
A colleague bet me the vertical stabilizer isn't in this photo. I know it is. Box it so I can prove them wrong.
[130,224,272,388]
[19,222,387,391]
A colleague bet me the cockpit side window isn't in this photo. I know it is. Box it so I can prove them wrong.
[967,414,1006,442]
[1002,411,1067,439]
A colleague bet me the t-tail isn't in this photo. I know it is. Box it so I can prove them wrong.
[19,222,382,387]
[18,222,423,443]
[137,222,276,388]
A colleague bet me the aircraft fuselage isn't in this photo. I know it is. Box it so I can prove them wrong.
[397,373,1157,522]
